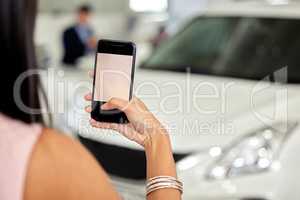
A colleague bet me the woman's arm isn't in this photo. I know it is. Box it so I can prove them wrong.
[144,132,181,200]
[87,97,182,200]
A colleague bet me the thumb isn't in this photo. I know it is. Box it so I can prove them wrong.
[101,98,130,111]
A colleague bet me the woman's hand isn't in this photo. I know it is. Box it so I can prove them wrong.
[84,75,167,147]
[84,72,180,200]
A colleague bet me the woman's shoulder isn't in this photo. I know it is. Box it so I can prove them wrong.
[24,128,120,200]
[36,128,84,155]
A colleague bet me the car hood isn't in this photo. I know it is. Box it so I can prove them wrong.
[58,68,300,153]
[133,69,300,153]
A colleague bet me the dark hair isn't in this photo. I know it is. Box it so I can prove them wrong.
[78,4,92,13]
[0,0,47,124]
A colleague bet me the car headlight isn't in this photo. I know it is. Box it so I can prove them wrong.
[206,122,297,180]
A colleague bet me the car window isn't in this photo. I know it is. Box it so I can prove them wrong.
[142,17,300,83]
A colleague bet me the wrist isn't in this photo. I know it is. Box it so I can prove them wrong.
[144,128,177,179]
[143,129,171,152]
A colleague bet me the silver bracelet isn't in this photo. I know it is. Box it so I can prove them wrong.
[147,177,182,188]
[148,175,180,183]
[146,176,183,196]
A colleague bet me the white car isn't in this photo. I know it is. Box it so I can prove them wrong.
[51,1,300,200]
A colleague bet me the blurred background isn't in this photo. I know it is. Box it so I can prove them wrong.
[36,0,300,200]
[35,0,205,67]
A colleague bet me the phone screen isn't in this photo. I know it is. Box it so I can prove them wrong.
[93,53,133,102]
[91,40,136,123]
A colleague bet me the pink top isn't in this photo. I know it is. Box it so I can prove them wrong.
[0,114,42,200]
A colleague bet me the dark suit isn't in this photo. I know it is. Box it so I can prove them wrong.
[62,26,93,65]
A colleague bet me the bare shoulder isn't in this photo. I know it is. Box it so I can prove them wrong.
[33,128,91,160]
[24,128,121,200]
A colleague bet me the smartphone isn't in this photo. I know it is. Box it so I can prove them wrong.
[91,39,136,123]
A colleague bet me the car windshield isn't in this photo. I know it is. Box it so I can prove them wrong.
[142,16,300,83]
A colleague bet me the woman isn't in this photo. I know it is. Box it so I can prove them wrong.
[0,0,182,200]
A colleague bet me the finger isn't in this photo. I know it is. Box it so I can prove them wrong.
[115,124,147,146]
[89,119,145,146]
[130,96,148,113]
[85,105,92,113]
[101,98,131,112]
[89,119,119,130]
[88,70,94,78]
[84,93,92,101]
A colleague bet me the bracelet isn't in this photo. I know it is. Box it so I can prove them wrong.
[147,176,182,187]
[146,176,183,196]
[148,175,180,183]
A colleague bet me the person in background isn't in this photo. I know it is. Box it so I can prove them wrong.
[62,4,97,65]
[150,25,169,49]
